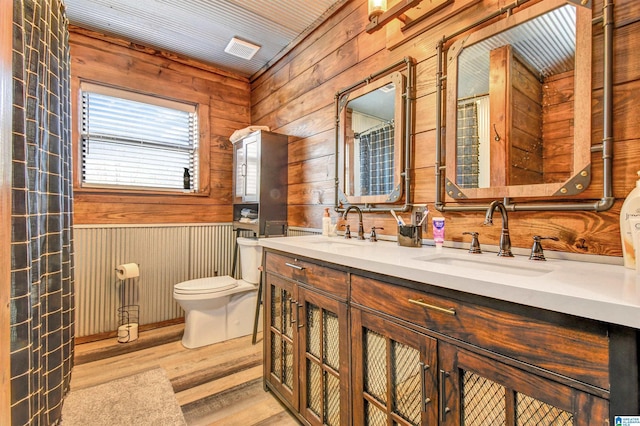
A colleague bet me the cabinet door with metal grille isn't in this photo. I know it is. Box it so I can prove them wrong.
[438,342,609,425]
[297,287,349,426]
[352,308,438,425]
[264,274,298,410]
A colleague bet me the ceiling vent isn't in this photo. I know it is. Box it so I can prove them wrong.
[224,37,261,60]
[379,83,395,93]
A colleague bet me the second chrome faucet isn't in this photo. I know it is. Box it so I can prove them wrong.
[484,200,513,257]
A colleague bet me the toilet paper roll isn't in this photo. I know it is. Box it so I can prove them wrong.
[117,323,139,343]
[116,263,139,280]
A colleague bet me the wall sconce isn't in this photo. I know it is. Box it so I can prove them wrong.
[368,0,387,20]
[366,0,422,33]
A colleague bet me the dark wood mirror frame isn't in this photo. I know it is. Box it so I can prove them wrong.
[335,57,415,210]
[443,0,592,201]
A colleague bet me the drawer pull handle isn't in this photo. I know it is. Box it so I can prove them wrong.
[408,298,456,316]
[285,262,305,270]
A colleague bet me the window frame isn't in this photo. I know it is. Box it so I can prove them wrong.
[75,81,210,196]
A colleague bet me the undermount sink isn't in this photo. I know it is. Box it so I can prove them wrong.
[414,254,553,277]
[308,239,366,250]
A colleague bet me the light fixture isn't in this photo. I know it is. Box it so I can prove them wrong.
[366,0,453,34]
[368,0,387,20]
[366,0,422,33]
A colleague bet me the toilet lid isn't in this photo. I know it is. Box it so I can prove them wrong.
[174,276,238,294]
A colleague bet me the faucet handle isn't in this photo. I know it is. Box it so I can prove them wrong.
[342,224,351,239]
[529,236,559,261]
[462,231,482,254]
[370,227,384,242]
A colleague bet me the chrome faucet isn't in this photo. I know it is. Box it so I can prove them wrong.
[343,205,365,240]
[484,200,513,257]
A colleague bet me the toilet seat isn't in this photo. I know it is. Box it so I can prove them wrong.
[174,276,238,295]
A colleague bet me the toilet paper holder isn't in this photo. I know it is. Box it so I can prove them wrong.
[117,305,139,343]
[115,262,140,280]
[116,262,140,343]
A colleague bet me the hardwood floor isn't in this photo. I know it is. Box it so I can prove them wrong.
[70,324,300,425]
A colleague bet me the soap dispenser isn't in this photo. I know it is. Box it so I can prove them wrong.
[322,208,331,236]
[620,170,640,269]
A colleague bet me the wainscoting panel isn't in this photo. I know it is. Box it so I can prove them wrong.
[74,224,318,338]
[74,224,235,337]
[188,225,236,279]
[286,227,321,237]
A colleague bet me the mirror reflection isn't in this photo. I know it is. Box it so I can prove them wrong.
[457,4,575,188]
[445,0,592,199]
[338,67,407,205]
[344,78,396,197]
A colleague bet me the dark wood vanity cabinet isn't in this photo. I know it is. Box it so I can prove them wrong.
[263,248,635,425]
[438,342,608,425]
[351,274,610,425]
[351,310,608,425]
[263,251,350,426]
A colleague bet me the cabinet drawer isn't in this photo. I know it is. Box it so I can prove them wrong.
[351,274,610,390]
[265,251,348,300]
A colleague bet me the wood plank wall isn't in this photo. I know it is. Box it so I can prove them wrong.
[69,28,252,224]
[508,51,544,185]
[251,0,640,257]
[543,70,574,184]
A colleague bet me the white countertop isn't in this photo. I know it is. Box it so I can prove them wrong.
[259,235,640,329]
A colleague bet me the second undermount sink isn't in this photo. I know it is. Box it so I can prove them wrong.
[413,254,553,277]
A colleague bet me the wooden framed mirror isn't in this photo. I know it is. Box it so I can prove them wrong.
[443,0,592,200]
[335,57,415,207]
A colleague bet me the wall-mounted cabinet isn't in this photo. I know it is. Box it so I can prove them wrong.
[232,130,287,236]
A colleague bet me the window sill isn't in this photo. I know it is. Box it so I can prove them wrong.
[74,185,211,197]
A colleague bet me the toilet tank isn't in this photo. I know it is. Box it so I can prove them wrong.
[237,237,263,284]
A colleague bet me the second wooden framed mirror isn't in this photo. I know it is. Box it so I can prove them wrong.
[444,0,592,200]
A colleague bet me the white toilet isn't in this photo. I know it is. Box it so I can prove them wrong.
[173,237,262,349]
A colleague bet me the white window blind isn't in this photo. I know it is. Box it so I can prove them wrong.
[81,84,199,192]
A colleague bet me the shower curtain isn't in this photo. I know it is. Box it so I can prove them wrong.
[359,124,394,196]
[10,0,75,425]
